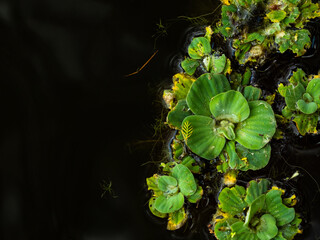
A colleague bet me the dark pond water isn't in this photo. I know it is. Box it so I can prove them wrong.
[1,0,320,240]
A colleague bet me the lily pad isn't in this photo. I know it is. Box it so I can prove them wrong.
[256,214,278,240]
[187,73,231,116]
[171,164,197,197]
[210,90,250,123]
[218,185,247,215]
[182,115,226,159]
[154,192,185,214]
[265,190,295,227]
[235,101,276,150]
[188,37,211,59]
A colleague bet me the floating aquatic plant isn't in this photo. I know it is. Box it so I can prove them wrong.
[146,163,203,230]
[181,26,232,75]
[210,179,302,240]
[216,0,320,64]
[278,68,320,135]
[180,73,276,164]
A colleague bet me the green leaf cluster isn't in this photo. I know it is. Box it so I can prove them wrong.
[176,73,276,168]
[181,26,232,75]
[211,179,302,240]
[146,163,203,230]
[278,68,320,135]
[216,0,320,64]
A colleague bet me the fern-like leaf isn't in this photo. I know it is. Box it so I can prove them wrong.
[182,121,193,141]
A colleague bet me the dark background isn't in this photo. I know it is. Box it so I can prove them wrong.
[1,1,320,240]
[0,0,219,239]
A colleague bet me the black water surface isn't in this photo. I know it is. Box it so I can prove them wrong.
[1,0,320,240]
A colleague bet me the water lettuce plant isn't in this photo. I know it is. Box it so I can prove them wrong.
[181,26,232,75]
[146,163,203,230]
[210,179,302,240]
[180,73,276,163]
[216,0,320,64]
[278,68,320,135]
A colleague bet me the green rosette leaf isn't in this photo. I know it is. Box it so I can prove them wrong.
[296,99,317,114]
[230,222,259,240]
[213,54,227,74]
[181,58,200,75]
[214,218,240,240]
[293,113,318,135]
[188,37,211,59]
[210,90,250,123]
[290,29,311,56]
[218,185,247,215]
[167,100,192,129]
[154,192,184,214]
[172,73,195,101]
[244,194,266,227]
[167,208,188,230]
[146,174,162,197]
[256,214,278,240]
[265,190,295,227]
[181,156,200,173]
[279,213,302,240]
[236,143,271,171]
[306,78,320,104]
[274,232,286,240]
[172,164,197,197]
[282,82,306,111]
[243,86,262,101]
[222,141,244,170]
[266,10,287,22]
[187,185,203,203]
[235,101,276,150]
[182,115,226,160]
[245,179,270,205]
[149,197,167,218]
[187,73,231,116]
[158,176,179,195]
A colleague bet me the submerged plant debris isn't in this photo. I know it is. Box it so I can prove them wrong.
[145,1,320,239]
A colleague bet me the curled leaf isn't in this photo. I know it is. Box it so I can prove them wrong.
[187,73,231,116]
[210,90,250,123]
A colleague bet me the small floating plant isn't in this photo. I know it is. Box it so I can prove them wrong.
[209,179,301,240]
[278,68,320,135]
[216,0,320,64]
[145,1,320,238]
